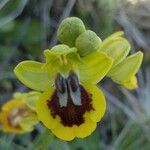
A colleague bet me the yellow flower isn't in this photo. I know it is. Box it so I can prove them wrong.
[0,92,40,133]
[14,44,113,140]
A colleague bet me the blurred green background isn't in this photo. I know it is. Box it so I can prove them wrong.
[0,0,150,149]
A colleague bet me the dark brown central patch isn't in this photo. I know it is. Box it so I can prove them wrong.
[47,85,94,127]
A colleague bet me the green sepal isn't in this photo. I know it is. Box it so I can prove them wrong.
[108,51,143,86]
[79,52,113,84]
[14,61,53,91]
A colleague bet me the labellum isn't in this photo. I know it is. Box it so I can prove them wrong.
[47,71,93,127]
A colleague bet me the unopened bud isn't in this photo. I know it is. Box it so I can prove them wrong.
[57,17,86,47]
[75,30,102,56]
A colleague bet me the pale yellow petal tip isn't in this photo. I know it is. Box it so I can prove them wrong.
[122,76,138,90]
[137,51,144,61]
[108,31,124,39]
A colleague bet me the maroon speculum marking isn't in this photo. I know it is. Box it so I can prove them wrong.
[47,72,94,127]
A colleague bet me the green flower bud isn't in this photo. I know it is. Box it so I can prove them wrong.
[75,30,102,56]
[57,17,86,47]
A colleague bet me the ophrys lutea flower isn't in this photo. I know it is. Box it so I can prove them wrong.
[14,44,113,140]
[0,92,40,133]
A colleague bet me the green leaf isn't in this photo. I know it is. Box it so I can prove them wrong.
[14,61,54,91]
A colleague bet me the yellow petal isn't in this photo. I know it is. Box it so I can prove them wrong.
[83,83,106,122]
[108,51,143,85]
[99,37,131,66]
[14,61,54,91]
[51,123,75,141]
[36,87,60,129]
[74,115,96,138]
[105,31,124,39]
[79,52,113,84]
[2,99,24,112]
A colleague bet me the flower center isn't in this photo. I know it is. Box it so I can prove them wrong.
[8,106,29,128]
[47,71,94,127]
